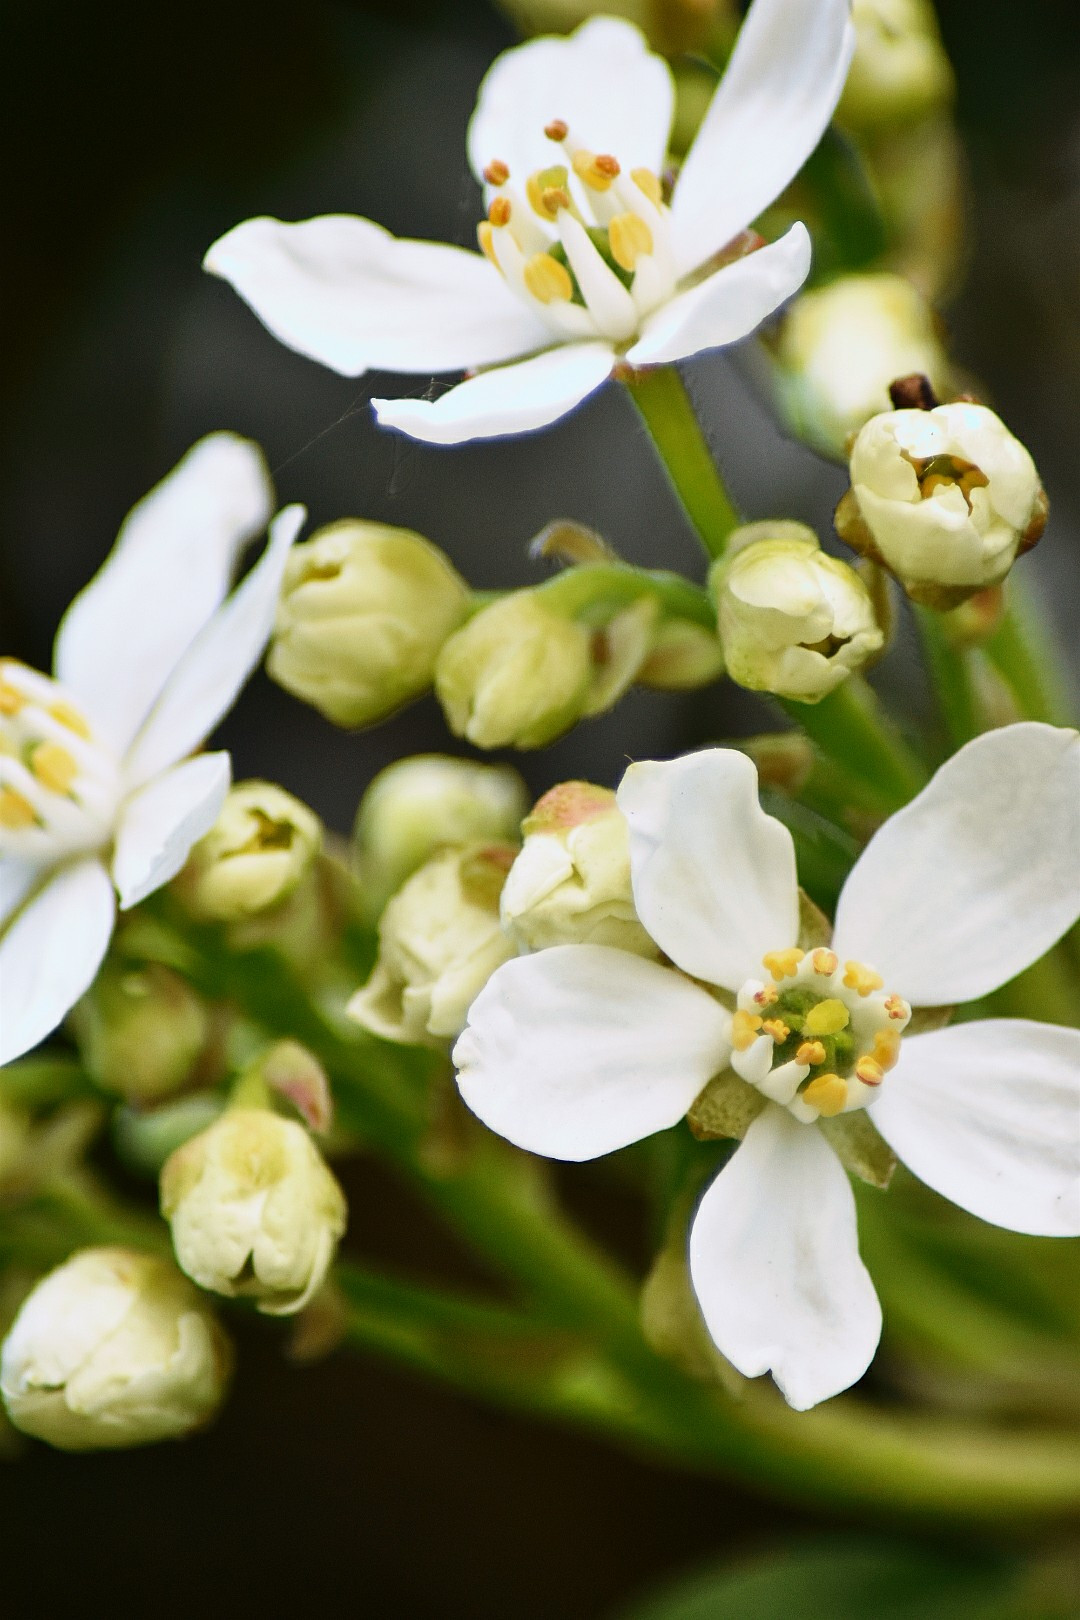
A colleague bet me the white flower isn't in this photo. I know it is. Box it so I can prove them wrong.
[454,726,1080,1410]
[203,0,855,445]
[0,435,305,1066]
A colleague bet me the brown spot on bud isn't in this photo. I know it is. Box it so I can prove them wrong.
[889,373,939,411]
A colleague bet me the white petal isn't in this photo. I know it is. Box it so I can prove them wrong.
[205,216,550,376]
[111,753,231,910]
[689,1107,882,1410]
[671,0,855,277]
[873,1020,1080,1237]
[617,750,799,992]
[466,18,673,195]
[0,860,115,1065]
[834,724,1080,1005]
[122,505,305,787]
[625,225,810,368]
[1,859,43,929]
[454,944,731,1161]
[53,435,274,754]
[372,343,614,446]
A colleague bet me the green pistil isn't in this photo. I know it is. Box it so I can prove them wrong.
[770,988,857,1086]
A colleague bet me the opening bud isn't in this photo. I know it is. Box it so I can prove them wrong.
[710,523,884,702]
[0,1248,231,1451]
[268,521,470,727]
[838,0,955,133]
[176,781,322,922]
[69,960,211,1105]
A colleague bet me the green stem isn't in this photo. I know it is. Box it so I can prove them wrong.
[623,364,741,561]
[537,561,715,630]
[914,606,983,748]
[779,678,929,814]
[984,582,1077,727]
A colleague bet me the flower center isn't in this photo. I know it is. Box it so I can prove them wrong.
[477,121,676,345]
[901,450,989,513]
[730,946,911,1123]
[0,660,122,863]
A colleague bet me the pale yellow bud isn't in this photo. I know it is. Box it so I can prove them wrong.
[635,617,726,690]
[268,521,469,727]
[839,0,955,132]
[179,781,322,921]
[434,592,594,750]
[160,1110,346,1316]
[69,961,210,1104]
[711,523,884,702]
[353,755,529,915]
[501,783,657,957]
[775,274,952,459]
[0,1248,231,1451]
[838,403,1047,606]
[348,844,516,1046]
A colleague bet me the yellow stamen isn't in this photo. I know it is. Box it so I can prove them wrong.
[0,787,36,828]
[571,150,620,193]
[630,168,663,207]
[608,212,654,270]
[811,948,838,977]
[477,222,499,266]
[541,185,571,217]
[483,159,510,186]
[47,701,92,739]
[488,196,512,228]
[732,1009,763,1052]
[844,960,884,997]
[544,119,568,142]
[803,998,850,1037]
[884,994,911,1022]
[796,1039,826,1067]
[855,1057,884,1086]
[802,1073,848,1117]
[762,947,803,980]
[871,1029,901,1071]
[31,742,79,794]
[523,253,574,305]
[752,982,779,1007]
[761,1017,790,1044]
[0,681,24,716]
[526,167,569,220]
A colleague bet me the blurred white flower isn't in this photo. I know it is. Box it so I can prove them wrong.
[204,0,854,445]
[455,726,1080,1409]
[0,435,304,1065]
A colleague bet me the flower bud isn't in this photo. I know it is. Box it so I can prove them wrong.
[838,0,955,132]
[635,617,726,690]
[348,844,516,1045]
[500,783,656,957]
[178,780,322,921]
[774,274,952,459]
[268,520,469,727]
[353,755,529,916]
[69,961,210,1105]
[0,1248,231,1450]
[837,403,1047,607]
[435,592,594,750]
[710,523,884,702]
[160,1108,347,1316]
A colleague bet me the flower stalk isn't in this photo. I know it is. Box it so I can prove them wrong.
[622,364,742,561]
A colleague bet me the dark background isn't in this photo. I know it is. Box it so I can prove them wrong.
[1,1,1078,1613]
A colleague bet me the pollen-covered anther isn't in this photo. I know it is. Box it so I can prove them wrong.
[608,212,654,271]
[0,681,25,717]
[30,742,79,795]
[884,994,911,1022]
[843,960,884,996]
[803,998,850,1037]
[801,1073,848,1117]
[541,186,571,217]
[0,787,36,829]
[526,167,570,221]
[855,1056,885,1086]
[483,159,510,187]
[732,1009,763,1051]
[752,982,779,1007]
[630,168,663,207]
[760,1017,790,1044]
[523,253,574,305]
[544,119,568,142]
[811,948,838,977]
[871,1029,901,1070]
[571,150,620,192]
[47,702,92,739]
[796,1039,826,1067]
[488,196,512,228]
[762,948,803,980]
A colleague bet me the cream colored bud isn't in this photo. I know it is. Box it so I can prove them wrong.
[838,403,1047,606]
[348,844,516,1046]
[839,0,955,132]
[775,274,952,459]
[160,1109,346,1316]
[0,1248,230,1451]
[179,780,322,921]
[501,783,657,957]
[711,523,884,703]
[434,592,594,750]
[636,617,726,690]
[268,520,470,727]
[353,754,529,914]
[69,961,210,1104]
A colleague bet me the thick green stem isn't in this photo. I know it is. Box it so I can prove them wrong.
[779,678,929,814]
[984,582,1077,727]
[915,606,983,748]
[623,365,741,561]
[537,561,715,630]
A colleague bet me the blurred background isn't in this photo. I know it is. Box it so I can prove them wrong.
[1,0,1078,1612]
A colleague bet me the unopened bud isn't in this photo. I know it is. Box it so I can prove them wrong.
[710,523,884,702]
[160,1108,346,1316]
[837,403,1047,606]
[775,274,952,459]
[0,1248,231,1450]
[636,617,725,690]
[70,961,210,1105]
[434,592,594,750]
[838,0,955,132]
[269,520,469,727]
[501,783,657,957]
[353,754,529,915]
[348,844,516,1045]
[178,781,322,921]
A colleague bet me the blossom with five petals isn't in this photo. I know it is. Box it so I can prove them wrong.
[454,726,1080,1409]
[0,435,305,1067]
[204,0,855,445]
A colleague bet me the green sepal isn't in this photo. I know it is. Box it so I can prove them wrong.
[820,1111,898,1190]
[687,1069,763,1142]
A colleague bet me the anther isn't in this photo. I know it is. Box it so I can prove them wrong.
[752,983,779,1007]
[0,682,24,717]
[802,1073,848,1117]
[843,960,884,997]
[762,948,802,980]
[608,212,654,270]
[871,1029,901,1070]
[526,167,570,220]
[732,1010,763,1051]
[855,1057,884,1086]
[630,168,663,207]
[761,1018,790,1044]
[0,787,36,829]
[544,119,568,142]
[522,253,574,305]
[30,741,79,795]
[483,160,510,187]
[477,222,498,266]
[803,999,850,1037]
[541,186,571,216]
[47,701,91,739]
[884,994,911,1022]
[796,1040,826,1067]
[571,150,620,192]
[488,196,512,227]
[811,948,838,977]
